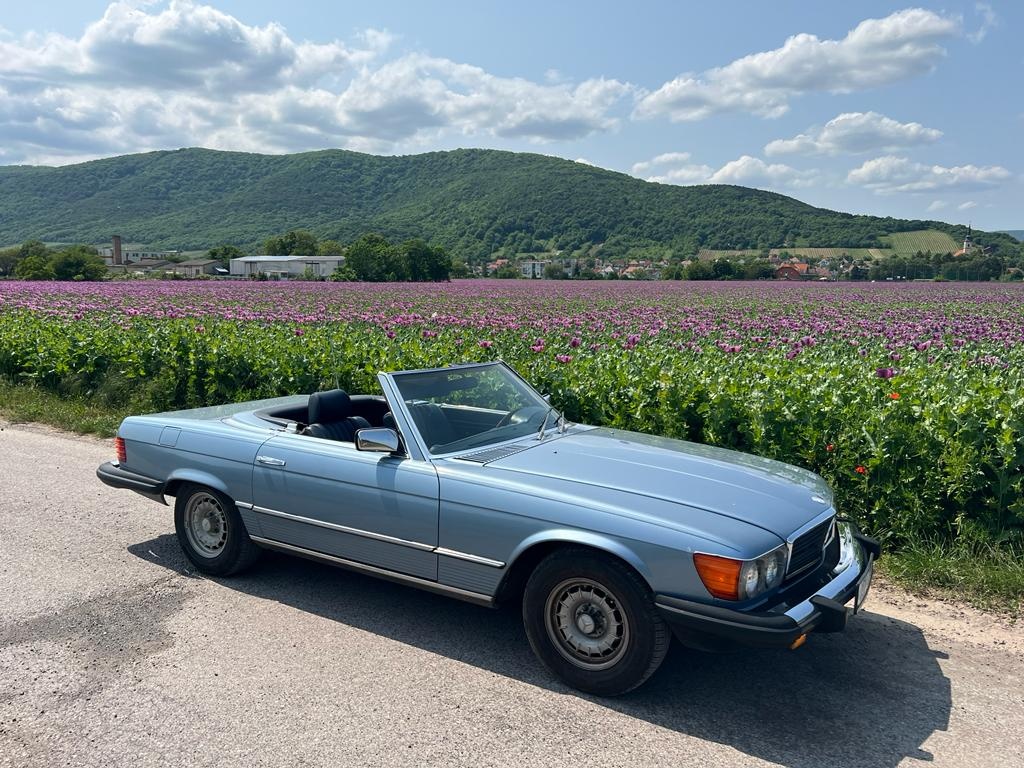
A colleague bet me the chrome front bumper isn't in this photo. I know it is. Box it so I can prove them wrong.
[654,523,880,650]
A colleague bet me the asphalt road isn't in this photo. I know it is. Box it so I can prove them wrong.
[1,422,1022,768]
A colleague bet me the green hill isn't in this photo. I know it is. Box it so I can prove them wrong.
[0,147,1014,260]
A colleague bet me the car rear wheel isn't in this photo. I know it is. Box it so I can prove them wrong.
[173,483,261,576]
[522,548,670,696]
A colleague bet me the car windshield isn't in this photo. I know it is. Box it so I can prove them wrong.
[391,363,559,454]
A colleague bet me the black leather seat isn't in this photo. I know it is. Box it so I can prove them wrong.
[406,402,457,449]
[304,389,371,442]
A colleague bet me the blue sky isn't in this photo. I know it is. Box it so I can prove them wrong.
[1,1,1020,229]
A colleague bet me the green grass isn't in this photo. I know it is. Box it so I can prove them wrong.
[1,380,1021,612]
[880,539,1024,614]
[883,230,960,255]
[0,380,130,437]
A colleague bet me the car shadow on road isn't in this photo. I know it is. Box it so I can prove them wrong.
[130,535,950,768]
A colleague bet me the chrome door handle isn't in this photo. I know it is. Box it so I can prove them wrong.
[256,455,286,466]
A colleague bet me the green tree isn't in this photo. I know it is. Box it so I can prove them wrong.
[711,258,735,279]
[543,262,566,280]
[15,254,55,280]
[494,264,519,279]
[18,239,49,259]
[317,239,345,257]
[0,247,19,277]
[50,245,107,281]
[742,261,776,280]
[263,230,319,256]
[685,260,713,280]
[449,257,472,279]
[329,264,358,281]
[345,233,407,281]
[402,238,452,281]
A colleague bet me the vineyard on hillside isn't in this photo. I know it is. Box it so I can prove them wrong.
[884,230,961,254]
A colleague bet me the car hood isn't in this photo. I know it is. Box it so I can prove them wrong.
[484,427,833,540]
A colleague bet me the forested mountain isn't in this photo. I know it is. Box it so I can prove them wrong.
[0,147,1013,260]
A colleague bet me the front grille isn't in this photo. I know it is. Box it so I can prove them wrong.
[787,517,835,579]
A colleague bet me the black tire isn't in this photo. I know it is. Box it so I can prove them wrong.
[173,483,262,576]
[522,548,670,696]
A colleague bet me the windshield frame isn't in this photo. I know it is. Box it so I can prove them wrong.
[382,361,562,459]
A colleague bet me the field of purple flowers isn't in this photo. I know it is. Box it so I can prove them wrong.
[2,279,1023,560]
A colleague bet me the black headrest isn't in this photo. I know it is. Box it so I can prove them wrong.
[308,389,352,424]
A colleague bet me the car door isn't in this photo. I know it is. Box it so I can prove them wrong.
[250,432,439,580]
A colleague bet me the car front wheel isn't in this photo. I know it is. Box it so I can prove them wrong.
[522,549,670,696]
[173,483,261,576]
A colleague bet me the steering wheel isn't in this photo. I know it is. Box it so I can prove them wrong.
[495,405,546,428]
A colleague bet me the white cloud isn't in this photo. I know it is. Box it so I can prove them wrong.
[847,155,1011,194]
[708,155,817,188]
[0,1,632,164]
[632,152,815,190]
[634,9,959,121]
[631,152,698,175]
[968,3,997,44]
[958,200,978,210]
[765,111,942,156]
[926,200,947,211]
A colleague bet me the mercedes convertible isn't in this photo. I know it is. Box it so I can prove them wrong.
[97,361,878,695]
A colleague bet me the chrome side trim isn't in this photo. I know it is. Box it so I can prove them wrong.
[252,505,435,552]
[248,536,495,608]
[435,547,505,569]
[235,501,254,510]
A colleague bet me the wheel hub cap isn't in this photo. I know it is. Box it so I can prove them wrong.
[184,494,228,558]
[544,579,630,671]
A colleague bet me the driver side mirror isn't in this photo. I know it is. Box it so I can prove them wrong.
[355,428,402,454]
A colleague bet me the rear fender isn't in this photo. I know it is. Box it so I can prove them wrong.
[164,469,231,499]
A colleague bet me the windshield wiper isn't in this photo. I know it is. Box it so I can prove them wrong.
[537,405,569,441]
[536,406,555,440]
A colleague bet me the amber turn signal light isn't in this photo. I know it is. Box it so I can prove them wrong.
[693,553,741,600]
[114,436,126,464]
[789,634,807,650]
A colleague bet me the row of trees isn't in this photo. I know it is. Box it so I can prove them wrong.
[0,240,107,281]
[334,233,455,282]
[661,259,777,281]
[866,251,1010,282]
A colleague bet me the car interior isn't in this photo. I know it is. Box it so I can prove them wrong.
[253,387,508,450]
[254,390,391,437]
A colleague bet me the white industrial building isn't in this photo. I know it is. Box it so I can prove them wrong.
[229,255,345,279]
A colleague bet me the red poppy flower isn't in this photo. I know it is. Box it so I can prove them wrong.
[855,465,867,474]
[826,444,834,452]
[889,392,901,400]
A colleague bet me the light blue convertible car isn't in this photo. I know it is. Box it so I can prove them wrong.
[98,361,878,695]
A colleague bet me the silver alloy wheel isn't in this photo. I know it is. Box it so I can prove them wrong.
[184,492,228,559]
[544,578,630,670]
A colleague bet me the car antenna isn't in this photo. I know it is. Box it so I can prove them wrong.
[327,324,341,390]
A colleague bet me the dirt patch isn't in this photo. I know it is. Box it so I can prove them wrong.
[868,575,1023,657]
